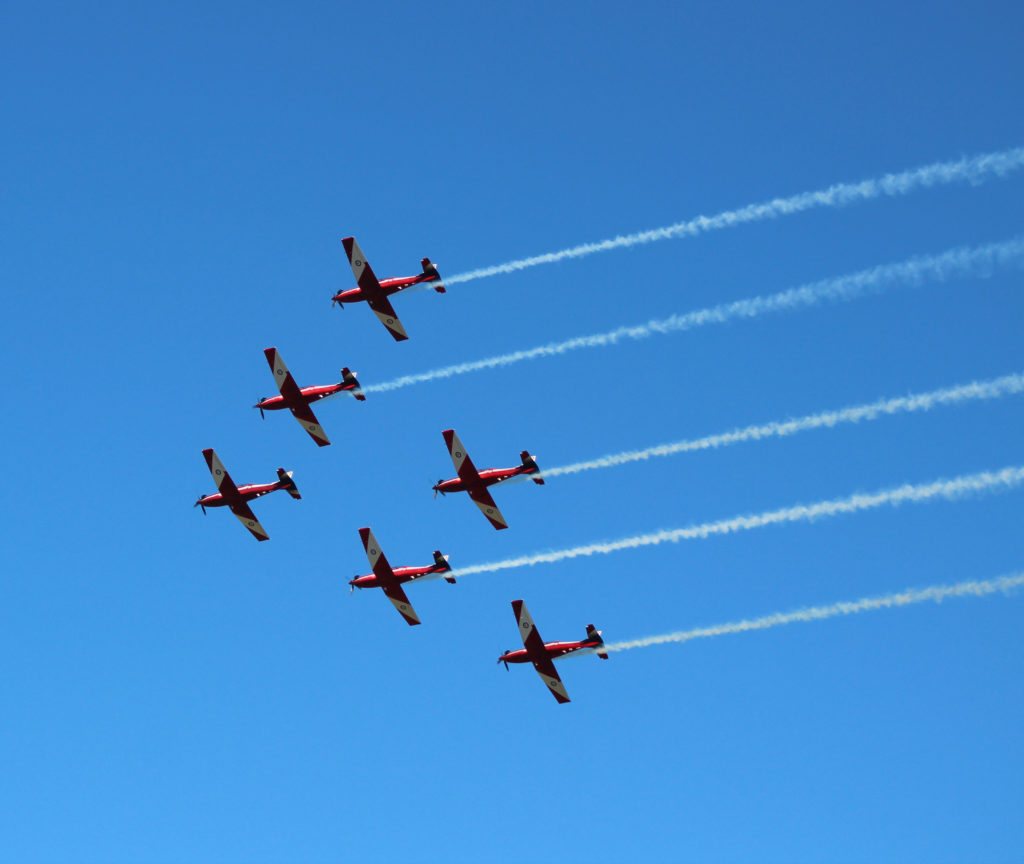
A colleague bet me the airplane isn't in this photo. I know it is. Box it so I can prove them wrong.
[194,448,301,541]
[432,429,543,530]
[254,347,365,447]
[349,527,454,626]
[331,236,445,341]
[498,599,608,704]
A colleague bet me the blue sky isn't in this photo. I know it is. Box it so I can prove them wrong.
[3,2,1024,862]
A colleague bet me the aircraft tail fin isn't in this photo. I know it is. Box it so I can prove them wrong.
[276,468,302,499]
[422,258,445,293]
[520,451,545,484]
[434,550,455,583]
[587,624,608,659]
[341,367,366,401]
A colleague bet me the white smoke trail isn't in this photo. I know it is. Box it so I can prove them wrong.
[440,146,1024,286]
[363,236,1024,395]
[446,465,1024,579]
[540,372,1024,479]
[601,572,1024,653]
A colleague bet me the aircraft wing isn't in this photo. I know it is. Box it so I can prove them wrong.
[381,582,421,626]
[512,600,570,703]
[442,429,483,482]
[467,486,508,530]
[365,294,409,342]
[530,656,571,704]
[288,401,330,447]
[359,527,396,581]
[203,448,241,498]
[342,236,384,295]
[264,347,305,403]
[263,348,331,445]
[228,500,270,542]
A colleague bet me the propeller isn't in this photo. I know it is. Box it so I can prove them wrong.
[194,496,206,514]
[434,479,446,499]
[499,653,510,671]
[254,398,267,419]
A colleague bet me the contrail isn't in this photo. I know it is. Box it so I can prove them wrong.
[599,572,1024,653]
[440,146,1024,286]
[362,235,1024,395]
[445,465,1024,579]
[539,372,1024,479]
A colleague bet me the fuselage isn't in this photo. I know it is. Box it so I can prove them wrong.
[257,382,351,412]
[350,561,449,590]
[331,273,431,305]
[500,638,604,666]
[433,464,536,496]
[197,481,282,509]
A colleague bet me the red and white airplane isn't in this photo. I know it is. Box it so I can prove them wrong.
[254,347,364,447]
[432,429,543,530]
[331,236,445,341]
[498,599,608,704]
[349,527,454,626]
[194,448,301,541]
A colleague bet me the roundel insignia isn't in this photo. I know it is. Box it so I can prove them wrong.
[400,604,407,611]
[354,259,362,267]
[370,548,377,557]
[308,424,315,430]
[486,508,494,514]
[455,451,462,458]
[277,369,284,376]
[215,469,222,476]
[386,318,394,324]
[248,521,255,527]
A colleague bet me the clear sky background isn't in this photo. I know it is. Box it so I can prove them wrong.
[2,2,1024,862]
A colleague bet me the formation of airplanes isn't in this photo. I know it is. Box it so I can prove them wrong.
[196,237,605,703]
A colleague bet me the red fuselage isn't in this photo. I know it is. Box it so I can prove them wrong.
[197,481,283,509]
[499,638,605,666]
[331,273,433,305]
[257,382,352,412]
[433,464,537,496]
[349,561,450,591]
